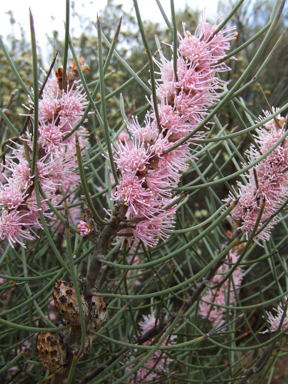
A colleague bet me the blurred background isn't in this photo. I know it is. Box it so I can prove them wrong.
[0,0,287,128]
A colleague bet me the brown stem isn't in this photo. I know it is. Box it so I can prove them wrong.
[46,197,127,384]
[50,200,127,384]
[83,199,127,302]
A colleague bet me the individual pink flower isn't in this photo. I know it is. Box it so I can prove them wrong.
[133,206,176,247]
[128,115,158,144]
[0,185,26,209]
[155,103,198,142]
[151,140,191,185]
[263,302,288,333]
[144,167,173,197]
[77,220,93,237]
[125,311,175,383]
[47,312,57,322]
[139,313,157,334]
[42,75,59,99]
[38,97,60,121]
[5,156,32,191]
[59,84,88,130]
[113,174,155,218]
[199,11,238,59]
[117,129,130,143]
[115,140,151,175]
[38,122,63,154]
[199,248,244,326]
[0,210,36,248]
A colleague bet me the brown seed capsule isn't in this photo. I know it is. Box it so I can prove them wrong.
[90,295,108,330]
[53,280,89,326]
[36,332,67,372]
[53,280,107,329]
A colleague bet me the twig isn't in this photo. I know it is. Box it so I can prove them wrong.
[83,198,127,302]
[52,198,127,383]
[236,342,280,384]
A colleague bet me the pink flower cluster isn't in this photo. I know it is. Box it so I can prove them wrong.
[125,311,175,383]
[113,16,237,247]
[227,110,288,242]
[263,301,288,333]
[203,112,287,328]
[0,58,88,247]
[199,247,244,326]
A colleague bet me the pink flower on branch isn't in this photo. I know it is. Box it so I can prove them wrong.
[227,111,288,242]
[0,56,89,247]
[110,15,236,248]
[77,220,93,237]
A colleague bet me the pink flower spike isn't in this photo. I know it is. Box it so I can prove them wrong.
[226,111,288,243]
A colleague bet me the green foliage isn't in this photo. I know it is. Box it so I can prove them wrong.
[1,1,288,383]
